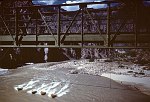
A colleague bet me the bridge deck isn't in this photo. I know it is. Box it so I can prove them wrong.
[0,33,150,42]
[0,33,150,48]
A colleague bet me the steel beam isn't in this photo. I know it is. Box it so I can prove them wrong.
[85,8,106,43]
[61,9,81,43]
[0,45,149,49]
[15,8,19,45]
[135,2,138,47]
[1,34,150,42]
[57,6,61,46]
[38,9,57,42]
[35,7,38,45]
[81,7,84,47]
[106,3,111,47]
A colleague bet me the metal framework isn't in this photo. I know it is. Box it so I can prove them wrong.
[0,0,150,48]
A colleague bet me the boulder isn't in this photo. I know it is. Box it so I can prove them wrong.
[32,90,37,94]
[17,87,23,91]
[142,66,150,70]
[41,91,46,95]
[89,58,95,62]
[118,65,125,68]
[51,94,57,98]
[70,70,78,74]
[139,72,145,75]
[127,71,133,73]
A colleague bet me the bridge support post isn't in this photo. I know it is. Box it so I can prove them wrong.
[15,8,19,46]
[57,6,61,46]
[81,7,84,47]
[106,3,111,47]
[80,4,87,47]
[35,7,38,45]
[135,3,138,47]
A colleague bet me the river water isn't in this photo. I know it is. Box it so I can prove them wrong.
[0,62,150,102]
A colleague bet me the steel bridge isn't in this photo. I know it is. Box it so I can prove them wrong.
[0,0,150,48]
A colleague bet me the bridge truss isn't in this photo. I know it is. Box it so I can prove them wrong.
[0,0,150,48]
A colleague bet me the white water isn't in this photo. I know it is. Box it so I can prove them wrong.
[0,68,8,75]
[14,80,70,98]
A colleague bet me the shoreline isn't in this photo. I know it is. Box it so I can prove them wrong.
[113,79,150,96]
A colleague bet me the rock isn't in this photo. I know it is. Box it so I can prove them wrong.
[133,73,137,77]
[73,61,77,65]
[124,59,129,62]
[32,90,37,94]
[51,94,57,98]
[139,72,145,75]
[41,91,46,95]
[135,60,149,66]
[134,72,138,74]
[127,71,133,73]
[142,66,150,70]
[118,65,125,68]
[144,63,150,67]
[17,87,23,91]
[104,59,112,62]
[89,58,95,62]
[130,67,134,70]
[70,70,78,74]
